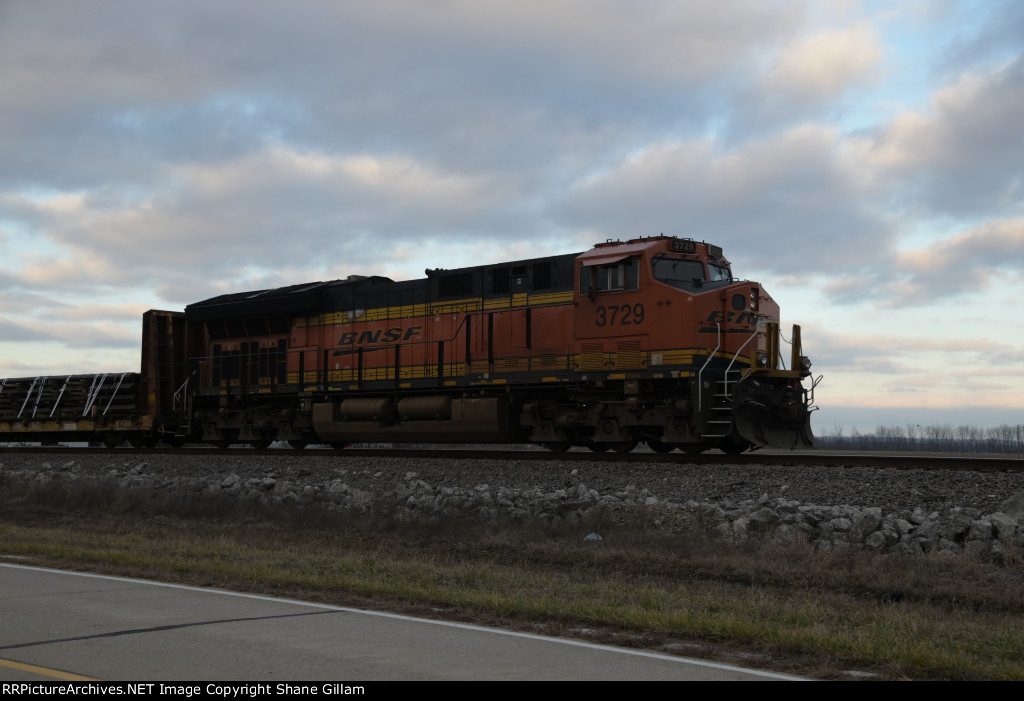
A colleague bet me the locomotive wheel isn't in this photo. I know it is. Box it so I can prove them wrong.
[540,441,572,452]
[330,441,350,451]
[645,438,675,453]
[610,440,638,453]
[586,442,609,452]
[718,437,751,455]
[212,429,238,450]
[103,433,125,449]
[127,435,145,449]
[679,443,707,455]
[288,439,309,450]
[251,439,272,450]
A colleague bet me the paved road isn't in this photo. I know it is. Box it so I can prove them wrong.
[0,563,804,681]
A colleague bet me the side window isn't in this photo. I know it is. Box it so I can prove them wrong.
[708,263,732,281]
[580,259,639,294]
[622,260,638,290]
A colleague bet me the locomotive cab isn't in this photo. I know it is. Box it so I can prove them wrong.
[569,236,815,452]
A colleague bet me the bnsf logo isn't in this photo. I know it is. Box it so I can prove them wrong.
[337,326,423,346]
[704,311,757,326]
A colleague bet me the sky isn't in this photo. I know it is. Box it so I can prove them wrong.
[1,0,1022,435]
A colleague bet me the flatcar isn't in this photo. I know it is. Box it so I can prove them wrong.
[0,236,817,452]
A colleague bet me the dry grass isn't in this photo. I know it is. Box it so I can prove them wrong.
[1,475,1023,680]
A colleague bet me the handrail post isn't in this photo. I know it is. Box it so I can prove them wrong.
[790,324,803,370]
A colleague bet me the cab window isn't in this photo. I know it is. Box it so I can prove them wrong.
[580,259,639,294]
[708,263,732,281]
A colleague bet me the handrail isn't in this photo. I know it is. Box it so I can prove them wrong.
[173,372,195,414]
[721,326,760,399]
[777,326,794,370]
[696,323,721,413]
[806,373,822,410]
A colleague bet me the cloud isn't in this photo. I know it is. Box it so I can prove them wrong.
[0,317,52,343]
[1,145,549,301]
[0,290,73,317]
[822,392,1024,410]
[899,217,1024,272]
[804,321,1019,370]
[719,17,886,138]
[894,217,1024,300]
[931,0,1024,75]
[0,0,805,191]
[0,312,137,350]
[762,24,883,102]
[857,55,1024,216]
[823,218,1024,306]
[803,323,1024,411]
[551,124,892,275]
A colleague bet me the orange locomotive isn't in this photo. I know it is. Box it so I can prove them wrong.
[184,235,816,452]
[0,235,816,452]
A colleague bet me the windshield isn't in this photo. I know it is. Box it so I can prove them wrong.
[651,256,706,288]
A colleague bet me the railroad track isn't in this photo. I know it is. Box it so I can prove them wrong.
[3,445,1022,472]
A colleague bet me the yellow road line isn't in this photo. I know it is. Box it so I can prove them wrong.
[0,657,99,681]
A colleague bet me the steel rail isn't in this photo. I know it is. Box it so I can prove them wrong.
[2,445,1022,472]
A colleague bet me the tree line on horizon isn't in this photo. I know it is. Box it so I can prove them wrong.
[814,423,1024,454]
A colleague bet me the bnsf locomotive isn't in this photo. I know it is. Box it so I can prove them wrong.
[0,236,817,453]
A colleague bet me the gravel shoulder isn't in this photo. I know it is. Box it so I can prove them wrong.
[4,451,1023,514]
